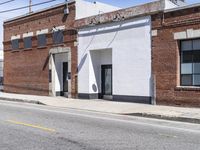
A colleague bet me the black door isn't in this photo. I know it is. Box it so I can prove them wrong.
[63,62,68,95]
[101,65,112,100]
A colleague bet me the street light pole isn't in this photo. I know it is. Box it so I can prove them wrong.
[29,0,32,13]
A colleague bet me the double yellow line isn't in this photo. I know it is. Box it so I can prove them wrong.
[6,120,56,132]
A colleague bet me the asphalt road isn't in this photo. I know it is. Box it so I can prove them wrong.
[0,100,200,150]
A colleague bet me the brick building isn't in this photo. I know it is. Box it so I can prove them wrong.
[0,50,3,91]
[4,0,200,107]
[3,0,119,97]
[152,3,200,107]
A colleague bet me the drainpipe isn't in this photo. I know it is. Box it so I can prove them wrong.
[152,74,157,105]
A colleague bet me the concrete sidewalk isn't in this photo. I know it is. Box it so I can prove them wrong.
[0,92,200,124]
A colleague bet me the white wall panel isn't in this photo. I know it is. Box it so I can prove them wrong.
[78,16,152,98]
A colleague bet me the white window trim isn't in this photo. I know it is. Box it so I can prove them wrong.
[36,29,48,35]
[23,32,33,38]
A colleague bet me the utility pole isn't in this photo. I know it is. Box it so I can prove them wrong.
[29,0,32,13]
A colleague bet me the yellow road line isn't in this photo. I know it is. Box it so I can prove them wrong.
[6,120,56,132]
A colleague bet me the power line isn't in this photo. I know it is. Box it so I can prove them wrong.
[0,0,57,14]
[0,0,14,6]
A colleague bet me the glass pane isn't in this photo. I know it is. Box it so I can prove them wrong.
[181,63,192,74]
[53,30,63,44]
[193,75,200,86]
[181,75,192,86]
[38,34,46,47]
[181,40,192,51]
[104,68,112,95]
[193,51,200,63]
[24,37,32,49]
[182,51,193,63]
[193,39,200,50]
[193,63,200,74]
[11,39,19,50]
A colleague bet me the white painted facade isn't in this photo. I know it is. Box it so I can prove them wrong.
[48,0,119,97]
[0,50,3,90]
[164,0,187,9]
[47,0,119,97]
[52,53,68,94]
[78,16,152,103]
[75,0,120,20]
[49,47,71,97]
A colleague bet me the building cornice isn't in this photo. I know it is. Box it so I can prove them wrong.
[4,0,75,25]
[75,0,162,28]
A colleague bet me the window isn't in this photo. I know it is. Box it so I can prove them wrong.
[181,39,200,86]
[24,37,32,49]
[53,30,63,45]
[0,77,3,86]
[11,39,19,50]
[38,34,46,47]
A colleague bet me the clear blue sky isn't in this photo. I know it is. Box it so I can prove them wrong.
[0,0,199,49]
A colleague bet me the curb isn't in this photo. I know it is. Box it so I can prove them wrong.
[0,97,46,105]
[1,97,199,124]
[124,113,200,124]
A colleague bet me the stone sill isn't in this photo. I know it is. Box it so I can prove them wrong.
[37,46,47,49]
[22,48,32,51]
[11,49,20,53]
[175,86,200,91]
[52,44,65,47]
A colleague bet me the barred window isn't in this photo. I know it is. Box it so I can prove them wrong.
[24,37,32,49]
[11,39,19,50]
[53,30,63,45]
[38,34,46,47]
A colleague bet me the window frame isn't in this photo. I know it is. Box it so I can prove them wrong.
[37,34,47,47]
[52,30,64,45]
[11,39,19,50]
[180,39,200,86]
[23,36,32,49]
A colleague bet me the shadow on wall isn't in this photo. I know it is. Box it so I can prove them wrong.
[77,34,96,73]
[79,21,149,37]
[77,52,98,93]
[90,51,100,93]
[77,53,87,73]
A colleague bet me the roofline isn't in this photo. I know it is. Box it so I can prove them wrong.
[75,0,163,29]
[164,2,200,13]
[4,0,75,23]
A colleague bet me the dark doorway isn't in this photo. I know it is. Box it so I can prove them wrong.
[101,65,112,100]
[63,62,68,97]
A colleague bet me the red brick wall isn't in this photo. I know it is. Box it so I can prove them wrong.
[3,3,78,97]
[152,7,200,107]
